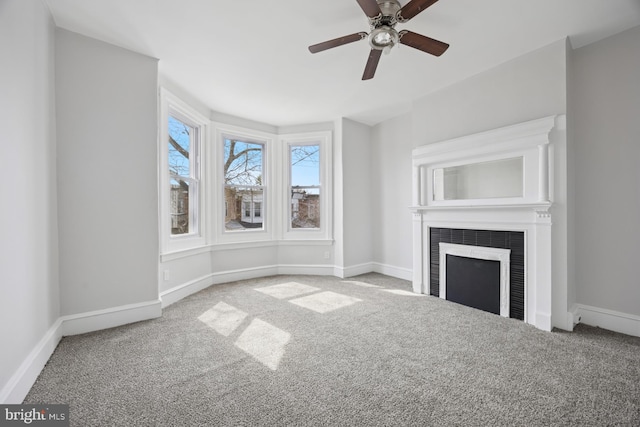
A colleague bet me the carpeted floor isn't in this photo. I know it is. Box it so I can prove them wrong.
[25,273,640,426]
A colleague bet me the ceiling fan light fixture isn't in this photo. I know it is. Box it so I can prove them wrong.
[368,26,398,50]
[309,0,449,80]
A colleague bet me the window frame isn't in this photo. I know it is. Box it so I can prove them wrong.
[213,124,275,244]
[159,89,208,253]
[281,131,332,241]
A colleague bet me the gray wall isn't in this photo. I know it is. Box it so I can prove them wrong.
[373,39,571,327]
[412,39,568,146]
[0,0,59,401]
[571,25,640,316]
[341,119,373,270]
[56,29,159,315]
[371,113,413,273]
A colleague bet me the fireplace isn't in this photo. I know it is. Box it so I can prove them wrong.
[431,228,523,320]
[410,115,568,332]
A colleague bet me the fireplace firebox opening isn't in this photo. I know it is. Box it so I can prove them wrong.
[446,255,501,315]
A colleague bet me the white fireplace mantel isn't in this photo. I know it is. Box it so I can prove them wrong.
[410,115,567,332]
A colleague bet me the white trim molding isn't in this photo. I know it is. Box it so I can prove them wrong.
[439,243,511,318]
[159,88,209,254]
[160,264,337,308]
[61,300,162,336]
[0,300,162,404]
[372,262,413,282]
[574,304,640,337]
[335,262,376,279]
[0,320,63,404]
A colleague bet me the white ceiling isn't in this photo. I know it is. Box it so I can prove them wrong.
[44,0,640,127]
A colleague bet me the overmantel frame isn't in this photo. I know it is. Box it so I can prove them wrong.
[411,115,565,209]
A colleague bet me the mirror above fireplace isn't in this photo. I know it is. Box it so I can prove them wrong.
[433,157,524,201]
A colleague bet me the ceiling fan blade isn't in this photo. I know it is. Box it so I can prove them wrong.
[362,49,382,80]
[356,0,382,18]
[397,0,439,22]
[309,32,367,54]
[399,30,449,56]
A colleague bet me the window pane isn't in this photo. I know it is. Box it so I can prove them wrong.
[224,139,263,185]
[224,138,265,231]
[290,145,320,229]
[168,116,193,177]
[170,178,189,235]
[224,186,264,231]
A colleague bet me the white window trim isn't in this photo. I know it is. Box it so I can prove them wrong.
[159,91,333,256]
[159,88,208,253]
[280,131,333,241]
[212,123,276,245]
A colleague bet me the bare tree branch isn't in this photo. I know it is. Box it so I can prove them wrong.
[224,139,262,184]
[169,135,189,159]
[291,146,319,166]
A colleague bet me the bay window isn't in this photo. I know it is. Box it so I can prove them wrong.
[160,89,332,255]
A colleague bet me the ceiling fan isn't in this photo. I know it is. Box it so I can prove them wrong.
[308,0,449,80]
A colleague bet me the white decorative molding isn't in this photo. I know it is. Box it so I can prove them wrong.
[412,115,564,208]
[412,115,563,163]
[411,115,566,332]
[439,243,511,318]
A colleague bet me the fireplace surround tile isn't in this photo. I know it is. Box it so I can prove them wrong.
[430,227,525,320]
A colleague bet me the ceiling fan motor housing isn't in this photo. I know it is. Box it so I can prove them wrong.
[378,0,402,23]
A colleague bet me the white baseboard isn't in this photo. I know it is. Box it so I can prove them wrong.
[278,264,335,276]
[333,262,413,281]
[372,263,413,281]
[160,264,336,308]
[162,262,411,306]
[161,273,218,308]
[575,304,640,337]
[213,265,279,285]
[0,319,63,404]
[1,299,164,403]
[336,262,375,278]
[61,300,162,336]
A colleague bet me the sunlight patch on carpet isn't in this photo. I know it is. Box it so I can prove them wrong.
[289,291,362,313]
[341,280,382,288]
[254,282,320,299]
[381,289,424,297]
[234,318,291,370]
[198,302,247,337]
